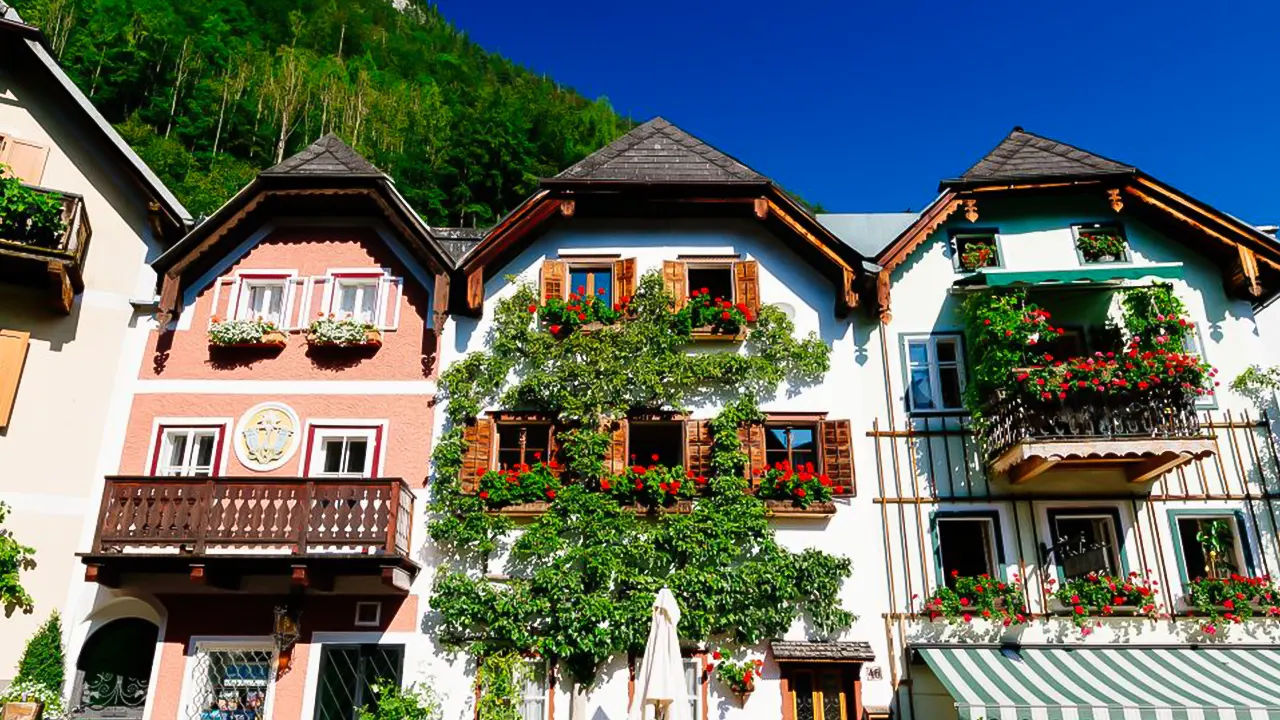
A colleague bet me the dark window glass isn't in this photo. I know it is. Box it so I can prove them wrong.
[1053,515,1120,580]
[953,232,1000,269]
[568,267,613,307]
[1178,517,1239,580]
[628,422,684,467]
[496,424,551,469]
[938,518,995,586]
[687,266,734,303]
[765,425,819,471]
[314,645,403,720]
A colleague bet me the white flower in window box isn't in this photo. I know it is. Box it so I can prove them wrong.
[207,316,287,348]
[306,313,382,348]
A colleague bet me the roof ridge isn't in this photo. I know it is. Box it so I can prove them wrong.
[948,127,1135,187]
[262,133,384,177]
[553,116,767,183]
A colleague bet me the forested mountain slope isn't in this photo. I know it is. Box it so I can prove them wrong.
[12,0,631,223]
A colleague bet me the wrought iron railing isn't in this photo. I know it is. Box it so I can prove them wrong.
[90,476,413,559]
[980,389,1203,462]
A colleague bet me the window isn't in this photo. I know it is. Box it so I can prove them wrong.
[687,265,734,303]
[156,428,221,476]
[0,135,49,185]
[937,515,998,586]
[1049,510,1122,581]
[683,658,703,720]
[783,666,852,720]
[238,278,288,324]
[496,423,552,469]
[308,427,379,478]
[765,424,819,471]
[1181,324,1216,407]
[314,645,403,720]
[1073,223,1129,263]
[1039,326,1085,360]
[905,336,965,413]
[519,660,548,720]
[628,421,684,467]
[353,602,381,628]
[189,647,273,720]
[951,230,1001,271]
[568,266,613,307]
[332,277,381,324]
[1175,514,1246,581]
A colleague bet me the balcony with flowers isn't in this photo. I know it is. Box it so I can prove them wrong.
[962,284,1217,485]
[0,172,91,313]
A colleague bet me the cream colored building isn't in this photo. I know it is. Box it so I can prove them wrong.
[0,8,189,680]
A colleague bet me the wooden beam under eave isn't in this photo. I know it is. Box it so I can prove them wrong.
[291,564,333,592]
[189,563,239,591]
[753,197,769,219]
[1126,452,1189,484]
[84,564,119,589]
[381,566,412,592]
[875,272,892,324]
[765,199,855,273]
[1009,456,1060,484]
[466,268,484,314]
[432,273,450,328]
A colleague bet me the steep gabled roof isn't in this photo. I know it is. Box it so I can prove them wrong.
[0,6,190,233]
[554,117,767,184]
[942,127,1135,188]
[261,134,383,177]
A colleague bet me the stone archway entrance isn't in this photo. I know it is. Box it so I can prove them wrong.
[70,618,159,719]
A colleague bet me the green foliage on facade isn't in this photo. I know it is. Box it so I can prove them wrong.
[428,270,851,684]
[0,501,36,617]
[14,612,65,698]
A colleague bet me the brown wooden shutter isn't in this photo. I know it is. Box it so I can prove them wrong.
[662,260,687,309]
[685,420,714,478]
[0,330,30,429]
[547,423,565,478]
[734,260,760,314]
[0,137,49,185]
[459,418,494,493]
[540,259,567,303]
[821,419,854,493]
[738,423,767,484]
[466,269,484,313]
[608,420,628,475]
[614,258,636,303]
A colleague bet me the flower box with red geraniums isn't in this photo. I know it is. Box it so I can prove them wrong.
[1186,574,1280,630]
[959,241,998,271]
[677,290,753,340]
[1013,343,1215,405]
[707,652,762,703]
[754,460,836,509]
[533,287,628,338]
[605,462,699,508]
[1048,571,1159,633]
[1076,230,1128,263]
[477,461,562,509]
[208,317,287,348]
[920,572,1028,627]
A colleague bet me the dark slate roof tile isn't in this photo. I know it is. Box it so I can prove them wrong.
[555,117,766,183]
[946,128,1135,186]
[770,641,875,662]
[262,133,384,177]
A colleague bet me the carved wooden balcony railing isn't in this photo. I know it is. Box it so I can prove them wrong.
[82,476,416,591]
[0,185,92,313]
[981,391,1214,484]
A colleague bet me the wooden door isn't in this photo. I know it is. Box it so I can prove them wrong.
[789,667,850,720]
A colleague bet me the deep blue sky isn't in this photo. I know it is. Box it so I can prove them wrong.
[435,0,1280,221]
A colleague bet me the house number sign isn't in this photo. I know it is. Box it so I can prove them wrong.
[234,401,300,471]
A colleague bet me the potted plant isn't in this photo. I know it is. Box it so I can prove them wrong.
[1048,571,1159,634]
[306,313,382,347]
[959,240,997,271]
[0,679,64,720]
[207,316,287,348]
[677,290,753,340]
[754,460,836,508]
[921,572,1028,626]
[1076,230,1128,263]
[0,173,67,249]
[707,652,762,704]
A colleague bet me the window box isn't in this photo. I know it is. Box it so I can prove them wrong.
[306,317,383,348]
[690,326,747,342]
[763,500,836,517]
[207,319,287,349]
[1074,223,1130,264]
[951,229,1002,272]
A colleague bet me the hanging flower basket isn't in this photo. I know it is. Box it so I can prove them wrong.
[208,318,287,349]
[708,653,762,705]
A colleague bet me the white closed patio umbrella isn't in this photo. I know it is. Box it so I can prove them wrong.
[628,588,691,720]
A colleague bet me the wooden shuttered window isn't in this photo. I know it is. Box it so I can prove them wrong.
[0,137,49,185]
[459,418,494,494]
[685,419,714,479]
[614,258,636,302]
[607,420,629,475]
[733,260,760,314]
[662,261,687,309]
[0,330,31,429]
[738,423,767,483]
[540,259,567,303]
[820,419,854,493]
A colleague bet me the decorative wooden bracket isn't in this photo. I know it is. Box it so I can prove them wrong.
[876,272,892,324]
[189,563,240,591]
[432,273,450,330]
[466,267,484,313]
[1234,244,1263,297]
[559,199,575,218]
[963,199,979,223]
[84,563,119,589]
[753,197,769,220]
[1107,188,1124,213]
[48,262,73,314]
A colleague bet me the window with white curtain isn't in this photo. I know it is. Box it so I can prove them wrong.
[238,279,288,324]
[332,278,381,324]
[519,660,547,720]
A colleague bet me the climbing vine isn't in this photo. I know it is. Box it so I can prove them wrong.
[427,270,851,685]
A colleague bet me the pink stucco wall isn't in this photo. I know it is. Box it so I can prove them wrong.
[119,394,433,485]
[143,226,437,382]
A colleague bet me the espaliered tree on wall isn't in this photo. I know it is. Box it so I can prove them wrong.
[427,271,854,688]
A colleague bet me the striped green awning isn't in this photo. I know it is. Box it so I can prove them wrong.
[958,262,1185,288]
[918,646,1280,719]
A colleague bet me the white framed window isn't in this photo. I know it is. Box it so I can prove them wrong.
[1181,323,1216,407]
[155,427,222,476]
[236,277,290,324]
[905,335,965,413]
[307,427,380,478]
[185,644,275,720]
[353,602,382,628]
[519,660,548,720]
[1049,509,1122,581]
[331,276,382,324]
[683,657,704,720]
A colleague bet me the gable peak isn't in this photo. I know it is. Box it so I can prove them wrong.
[553,116,767,184]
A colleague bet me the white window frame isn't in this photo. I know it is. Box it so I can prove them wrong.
[302,422,386,478]
[519,659,549,720]
[179,638,277,720]
[683,657,704,720]
[950,229,1003,272]
[320,269,401,331]
[353,601,382,628]
[904,335,966,413]
[1181,323,1217,408]
[308,429,378,478]
[233,272,295,325]
[156,427,222,477]
[299,632,417,720]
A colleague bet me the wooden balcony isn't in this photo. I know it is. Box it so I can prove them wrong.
[81,476,417,592]
[0,185,91,313]
[982,392,1214,484]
